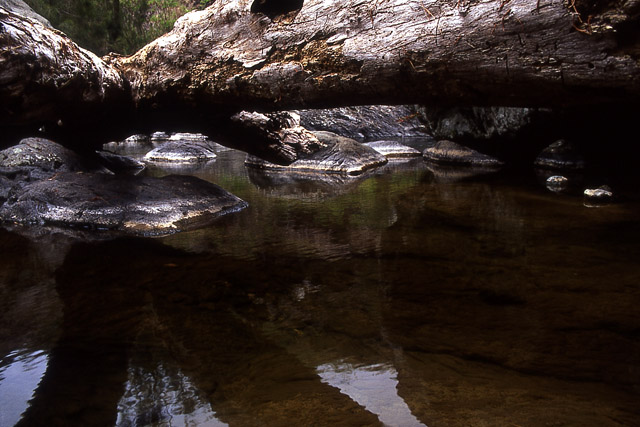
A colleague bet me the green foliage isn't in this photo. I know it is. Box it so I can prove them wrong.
[24,0,206,56]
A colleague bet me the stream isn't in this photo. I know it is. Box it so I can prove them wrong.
[1,141,639,426]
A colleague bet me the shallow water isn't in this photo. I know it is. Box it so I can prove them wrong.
[1,142,640,426]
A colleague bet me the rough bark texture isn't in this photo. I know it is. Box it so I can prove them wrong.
[2,0,640,159]
[116,0,640,109]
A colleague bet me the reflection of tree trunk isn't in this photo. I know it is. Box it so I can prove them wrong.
[18,237,382,426]
[1,1,640,158]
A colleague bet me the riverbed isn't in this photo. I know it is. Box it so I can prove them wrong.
[1,141,639,426]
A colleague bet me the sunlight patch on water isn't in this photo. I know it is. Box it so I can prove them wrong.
[116,362,226,427]
[316,362,425,427]
[0,350,49,427]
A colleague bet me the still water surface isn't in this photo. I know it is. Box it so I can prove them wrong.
[1,142,639,426]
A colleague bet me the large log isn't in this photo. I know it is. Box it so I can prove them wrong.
[117,0,640,110]
[1,0,640,160]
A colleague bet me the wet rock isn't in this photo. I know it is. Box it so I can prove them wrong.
[534,139,586,170]
[103,135,153,158]
[296,106,428,140]
[0,173,247,235]
[363,140,421,158]
[423,140,504,167]
[143,141,217,164]
[584,185,613,205]
[245,131,387,175]
[95,151,146,174]
[418,106,552,142]
[0,137,107,180]
[545,175,569,193]
[168,132,209,142]
[150,131,170,142]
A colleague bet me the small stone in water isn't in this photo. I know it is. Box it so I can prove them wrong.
[546,175,568,192]
[584,185,613,203]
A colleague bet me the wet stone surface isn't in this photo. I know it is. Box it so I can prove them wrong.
[545,175,569,192]
[363,140,422,158]
[534,139,586,170]
[0,172,247,235]
[0,137,105,177]
[296,105,428,140]
[245,131,388,175]
[143,141,218,164]
[423,139,504,167]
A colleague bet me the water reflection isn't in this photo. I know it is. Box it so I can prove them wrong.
[116,362,226,427]
[317,362,424,427]
[1,138,640,426]
[0,350,49,427]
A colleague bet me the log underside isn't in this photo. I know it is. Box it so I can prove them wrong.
[1,0,640,162]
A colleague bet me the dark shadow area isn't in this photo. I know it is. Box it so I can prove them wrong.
[250,0,303,19]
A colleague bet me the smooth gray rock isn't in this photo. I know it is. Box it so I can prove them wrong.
[245,131,387,175]
[144,141,217,164]
[364,140,421,158]
[423,140,504,167]
[534,139,586,170]
[0,173,247,235]
[296,106,428,140]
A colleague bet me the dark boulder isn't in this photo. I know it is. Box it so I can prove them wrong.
[418,106,552,142]
[0,137,108,182]
[534,139,586,170]
[296,106,428,141]
[95,151,146,174]
[423,140,504,168]
[0,137,100,172]
[0,172,247,235]
[245,131,387,175]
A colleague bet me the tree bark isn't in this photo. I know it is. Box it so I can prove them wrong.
[1,0,640,160]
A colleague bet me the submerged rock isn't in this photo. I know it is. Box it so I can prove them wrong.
[296,106,428,140]
[363,140,421,158]
[247,169,366,200]
[245,131,387,175]
[143,141,217,164]
[423,140,504,167]
[0,173,247,235]
[425,164,499,183]
[534,139,586,170]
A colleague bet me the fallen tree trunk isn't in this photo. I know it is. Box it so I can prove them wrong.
[1,0,640,160]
